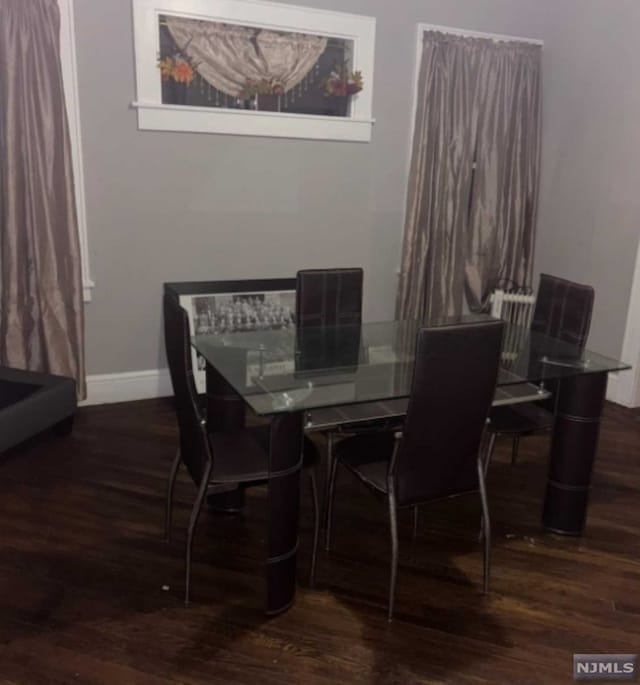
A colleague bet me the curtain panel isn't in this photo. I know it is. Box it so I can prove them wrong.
[0,0,86,397]
[396,31,542,322]
[166,17,327,97]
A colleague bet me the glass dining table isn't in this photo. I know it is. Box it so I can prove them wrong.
[193,315,630,615]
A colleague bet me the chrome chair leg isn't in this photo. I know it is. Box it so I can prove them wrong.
[511,435,520,466]
[324,455,339,551]
[165,448,181,542]
[479,434,496,541]
[477,457,491,594]
[484,433,497,478]
[309,468,320,587]
[387,487,399,621]
[185,462,212,605]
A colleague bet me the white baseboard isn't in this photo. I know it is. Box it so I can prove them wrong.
[607,369,640,408]
[81,369,172,406]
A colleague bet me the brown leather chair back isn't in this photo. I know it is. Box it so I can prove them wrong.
[531,274,594,348]
[295,268,363,374]
[392,320,504,508]
[296,268,363,328]
[163,293,211,486]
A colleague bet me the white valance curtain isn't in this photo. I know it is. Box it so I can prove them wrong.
[166,17,327,97]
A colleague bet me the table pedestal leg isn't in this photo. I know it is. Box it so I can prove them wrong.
[543,372,608,535]
[267,411,303,615]
[205,361,246,511]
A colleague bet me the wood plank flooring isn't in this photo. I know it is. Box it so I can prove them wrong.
[1,398,639,684]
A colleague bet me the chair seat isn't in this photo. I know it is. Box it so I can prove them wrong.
[488,402,554,435]
[334,431,397,493]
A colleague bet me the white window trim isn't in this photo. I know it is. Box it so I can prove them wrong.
[131,0,376,142]
[414,23,543,47]
[58,0,94,303]
[615,239,640,407]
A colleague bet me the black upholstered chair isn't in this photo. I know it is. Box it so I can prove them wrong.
[321,320,504,620]
[296,268,363,328]
[531,273,594,345]
[488,274,595,465]
[295,268,402,522]
[295,268,364,376]
[163,293,321,602]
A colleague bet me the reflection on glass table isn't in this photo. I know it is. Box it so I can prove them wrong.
[193,317,629,416]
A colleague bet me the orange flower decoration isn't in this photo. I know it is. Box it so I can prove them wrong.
[159,57,174,81]
[158,54,197,85]
[173,61,194,85]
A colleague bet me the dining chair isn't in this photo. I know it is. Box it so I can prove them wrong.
[487,273,595,465]
[531,274,594,346]
[163,293,321,602]
[296,268,402,525]
[295,268,364,376]
[320,319,504,620]
[296,268,363,328]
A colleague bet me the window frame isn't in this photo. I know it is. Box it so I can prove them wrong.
[131,0,376,142]
[58,0,94,303]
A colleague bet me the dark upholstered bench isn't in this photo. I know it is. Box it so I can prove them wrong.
[0,366,77,453]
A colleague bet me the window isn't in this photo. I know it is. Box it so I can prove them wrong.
[132,0,376,142]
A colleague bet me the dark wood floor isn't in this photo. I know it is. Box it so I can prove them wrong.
[1,399,639,684]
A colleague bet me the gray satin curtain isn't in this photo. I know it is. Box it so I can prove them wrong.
[396,31,541,322]
[0,0,86,396]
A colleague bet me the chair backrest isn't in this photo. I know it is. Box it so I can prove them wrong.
[294,324,361,376]
[391,320,504,508]
[163,293,212,486]
[531,273,594,348]
[296,268,363,328]
[295,268,364,375]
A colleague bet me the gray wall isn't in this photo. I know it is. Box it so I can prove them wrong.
[77,0,636,374]
[533,0,640,359]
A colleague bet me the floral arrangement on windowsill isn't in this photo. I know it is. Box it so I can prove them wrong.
[158,51,198,85]
[323,65,363,97]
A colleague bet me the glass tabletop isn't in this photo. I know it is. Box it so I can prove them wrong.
[193,316,630,415]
